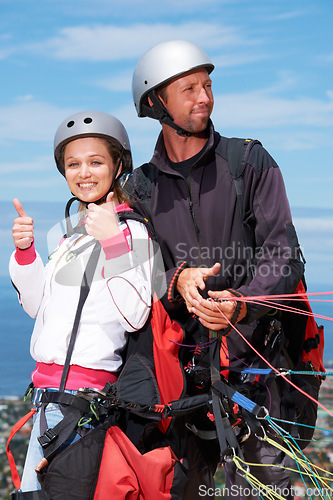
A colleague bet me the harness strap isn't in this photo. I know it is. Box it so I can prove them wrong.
[212,379,262,417]
[6,408,37,490]
[220,367,273,375]
[36,242,101,462]
[60,241,101,392]
[37,405,83,461]
[40,391,91,412]
[209,333,245,460]
[37,394,93,461]
[163,393,211,417]
[10,491,46,499]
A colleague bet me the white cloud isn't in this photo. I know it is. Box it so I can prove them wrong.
[294,176,333,185]
[29,0,230,19]
[7,176,64,188]
[1,156,51,174]
[268,130,333,151]
[213,52,267,68]
[293,215,333,286]
[30,22,247,62]
[16,94,34,102]
[294,217,333,233]
[97,71,132,92]
[0,48,14,59]
[0,101,77,141]
[266,10,306,21]
[213,87,333,132]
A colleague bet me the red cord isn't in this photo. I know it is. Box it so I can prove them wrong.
[212,301,333,418]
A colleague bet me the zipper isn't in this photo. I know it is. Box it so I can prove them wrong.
[188,176,202,266]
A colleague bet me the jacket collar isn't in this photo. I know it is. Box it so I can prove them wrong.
[150,120,218,175]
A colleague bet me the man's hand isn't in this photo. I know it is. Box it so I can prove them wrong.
[12,198,34,249]
[189,289,247,331]
[176,262,221,310]
[85,192,121,241]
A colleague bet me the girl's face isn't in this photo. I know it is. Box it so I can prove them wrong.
[64,137,118,203]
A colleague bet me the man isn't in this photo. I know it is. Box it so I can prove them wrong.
[128,40,304,499]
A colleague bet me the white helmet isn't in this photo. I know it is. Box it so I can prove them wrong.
[132,40,214,119]
[54,110,132,176]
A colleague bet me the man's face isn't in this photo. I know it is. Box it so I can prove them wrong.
[159,68,214,134]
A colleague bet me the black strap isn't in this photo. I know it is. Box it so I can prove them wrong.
[38,403,89,460]
[209,336,245,460]
[129,163,157,221]
[64,197,87,237]
[118,210,157,241]
[212,379,262,419]
[41,391,91,412]
[54,210,150,396]
[10,491,47,499]
[146,90,192,137]
[59,241,101,392]
[224,138,262,278]
[36,244,101,458]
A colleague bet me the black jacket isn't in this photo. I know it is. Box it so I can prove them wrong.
[127,121,304,365]
[129,122,303,309]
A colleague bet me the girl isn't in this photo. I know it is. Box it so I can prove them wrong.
[9,111,153,493]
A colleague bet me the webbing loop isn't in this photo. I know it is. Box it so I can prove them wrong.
[6,407,37,490]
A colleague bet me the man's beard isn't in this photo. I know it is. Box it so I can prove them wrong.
[182,114,210,135]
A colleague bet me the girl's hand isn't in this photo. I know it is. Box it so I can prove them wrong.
[85,192,121,241]
[12,198,34,249]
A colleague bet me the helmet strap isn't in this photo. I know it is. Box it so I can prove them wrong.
[64,196,86,237]
[147,91,192,137]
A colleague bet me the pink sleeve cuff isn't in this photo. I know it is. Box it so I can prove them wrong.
[101,232,130,260]
[14,240,37,265]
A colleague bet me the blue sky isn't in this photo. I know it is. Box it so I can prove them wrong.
[1,0,333,289]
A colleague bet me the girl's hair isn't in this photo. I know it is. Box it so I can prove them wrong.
[61,136,132,212]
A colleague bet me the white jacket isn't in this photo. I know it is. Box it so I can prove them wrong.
[9,217,153,373]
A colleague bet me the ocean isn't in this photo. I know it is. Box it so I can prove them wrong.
[1,273,332,398]
[0,275,35,397]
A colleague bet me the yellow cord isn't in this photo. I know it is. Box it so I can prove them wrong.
[232,456,288,500]
[232,435,333,500]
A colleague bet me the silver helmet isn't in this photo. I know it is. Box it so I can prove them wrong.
[132,40,214,119]
[54,110,132,176]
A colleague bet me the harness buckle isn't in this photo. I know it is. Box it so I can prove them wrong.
[37,428,58,448]
[276,368,290,377]
[76,387,107,401]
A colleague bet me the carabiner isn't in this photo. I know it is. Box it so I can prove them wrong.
[256,406,269,420]
[236,463,250,478]
[223,447,236,463]
[255,425,267,442]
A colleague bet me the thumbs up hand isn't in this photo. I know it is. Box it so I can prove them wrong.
[12,198,34,249]
[85,192,121,241]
